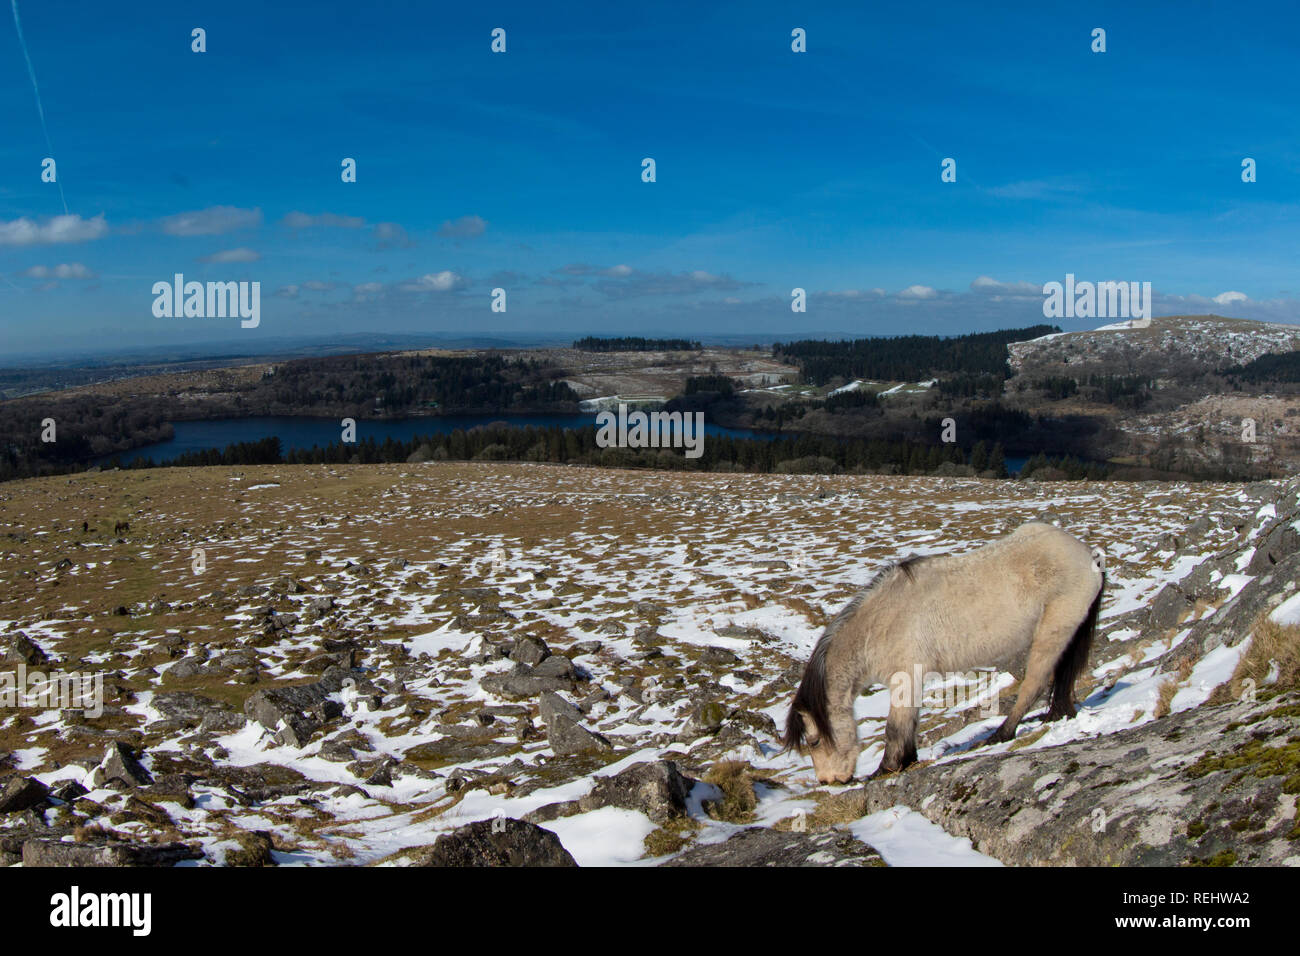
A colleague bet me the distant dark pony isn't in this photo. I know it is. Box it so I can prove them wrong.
[114,521,130,535]
[784,522,1105,783]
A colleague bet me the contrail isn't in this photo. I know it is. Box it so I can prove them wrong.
[11,0,68,214]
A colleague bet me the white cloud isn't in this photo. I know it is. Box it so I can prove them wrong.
[970,276,1040,296]
[1213,291,1249,305]
[824,288,886,299]
[897,284,938,299]
[373,222,414,249]
[402,271,467,292]
[353,281,384,295]
[198,247,260,263]
[282,211,365,229]
[161,206,262,236]
[437,215,487,239]
[0,214,108,246]
[22,262,95,279]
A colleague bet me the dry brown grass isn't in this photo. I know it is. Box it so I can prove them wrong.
[702,759,760,823]
[1154,656,1196,718]
[1218,613,1300,703]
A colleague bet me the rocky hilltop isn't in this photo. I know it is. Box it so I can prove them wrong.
[1008,314,1300,379]
[1,463,1297,866]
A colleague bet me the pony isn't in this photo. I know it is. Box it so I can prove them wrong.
[783,522,1105,783]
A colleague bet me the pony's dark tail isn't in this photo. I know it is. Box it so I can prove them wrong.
[1047,568,1104,721]
[782,636,836,752]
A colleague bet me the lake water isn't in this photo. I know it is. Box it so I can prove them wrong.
[106,414,775,465]
[105,414,1029,473]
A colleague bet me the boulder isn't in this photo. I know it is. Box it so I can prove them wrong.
[416,818,577,867]
[224,830,275,867]
[0,775,50,813]
[578,761,694,824]
[510,636,550,667]
[677,700,730,741]
[1247,519,1300,574]
[150,691,244,734]
[537,692,611,756]
[699,646,740,667]
[1145,583,1192,633]
[23,837,203,867]
[243,669,380,747]
[481,662,575,699]
[662,827,884,867]
[88,742,154,789]
[5,632,48,667]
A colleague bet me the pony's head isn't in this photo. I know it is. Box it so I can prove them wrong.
[782,635,860,784]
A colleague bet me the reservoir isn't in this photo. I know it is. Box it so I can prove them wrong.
[106,414,778,465]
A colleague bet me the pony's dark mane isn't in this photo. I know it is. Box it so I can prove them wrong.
[783,557,927,752]
[782,622,838,752]
[897,554,927,582]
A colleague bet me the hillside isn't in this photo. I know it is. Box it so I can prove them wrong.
[1008,314,1300,379]
[2,463,1297,866]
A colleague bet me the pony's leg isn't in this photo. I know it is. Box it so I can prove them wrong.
[987,608,1077,744]
[877,703,920,774]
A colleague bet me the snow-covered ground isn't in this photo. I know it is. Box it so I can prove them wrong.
[0,463,1275,865]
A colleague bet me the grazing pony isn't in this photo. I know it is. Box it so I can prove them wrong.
[783,522,1105,783]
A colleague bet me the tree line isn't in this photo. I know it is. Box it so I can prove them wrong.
[774,326,1060,386]
[572,336,702,352]
[104,423,1034,478]
[0,352,579,481]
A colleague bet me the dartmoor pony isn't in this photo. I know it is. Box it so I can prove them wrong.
[783,522,1105,783]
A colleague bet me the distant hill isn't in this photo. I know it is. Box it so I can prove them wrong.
[1009,314,1300,381]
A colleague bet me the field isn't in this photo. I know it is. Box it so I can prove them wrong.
[2,461,1284,865]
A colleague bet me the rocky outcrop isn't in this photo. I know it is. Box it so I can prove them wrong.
[4,632,49,667]
[22,837,204,867]
[150,691,245,735]
[481,656,580,699]
[857,692,1300,866]
[662,827,884,867]
[243,667,382,747]
[538,691,611,755]
[415,818,577,867]
[88,742,154,789]
[0,775,50,813]
[527,760,695,825]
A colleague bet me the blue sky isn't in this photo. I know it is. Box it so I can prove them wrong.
[2,0,1299,356]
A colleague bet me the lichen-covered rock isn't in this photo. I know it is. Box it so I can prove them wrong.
[415,818,576,867]
[243,668,380,747]
[538,691,611,755]
[857,692,1300,866]
[0,775,50,814]
[23,837,204,867]
[224,829,275,866]
[5,632,48,667]
[662,827,884,867]
[88,742,154,789]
